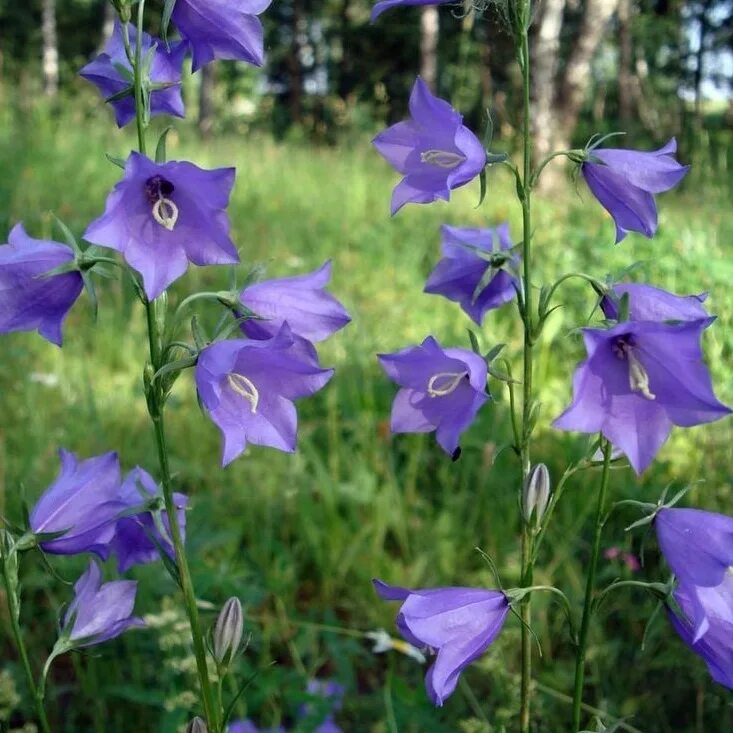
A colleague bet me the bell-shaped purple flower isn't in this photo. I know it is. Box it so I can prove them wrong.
[424,223,519,325]
[0,223,83,346]
[373,78,486,215]
[79,21,187,128]
[371,0,454,21]
[196,325,334,465]
[61,561,143,647]
[378,336,489,458]
[582,138,689,243]
[84,152,238,300]
[374,579,509,706]
[172,0,271,72]
[553,320,730,474]
[239,261,351,342]
[601,282,709,323]
[30,450,124,558]
[111,467,188,573]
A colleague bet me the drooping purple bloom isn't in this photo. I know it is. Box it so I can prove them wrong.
[0,223,83,346]
[373,579,510,706]
[239,261,351,342]
[582,138,689,243]
[30,450,124,558]
[424,223,519,325]
[111,467,188,573]
[79,21,187,128]
[171,0,271,72]
[61,561,143,647]
[196,325,334,466]
[601,283,709,323]
[84,152,238,300]
[373,78,486,215]
[371,0,454,21]
[228,723,285,733]
[553,320,730,474]
[378,336,489,458]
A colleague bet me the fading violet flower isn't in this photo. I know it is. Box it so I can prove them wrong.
[582,138,689,243]
[371,0,454,21]
[84,152,238,300]
[424,223,518,325]
[553,319,730,474]
[239,261,351,342]
[111,467,188,573]
[172,0,271,72]
[0,223,83,346]
[374,579,509,706]
[601,283,709,323]
[30,449,124,558]
[373,78,486,215]
[61,561,143,647]
[80,21,187,128]
[378,336,489,458]
[196,325,333,465]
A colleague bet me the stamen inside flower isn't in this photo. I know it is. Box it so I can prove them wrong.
[420,150,466,169]
[427,371,468,397]
[145,175,179,231]
[226,373,259,413]
[613,337,655,400]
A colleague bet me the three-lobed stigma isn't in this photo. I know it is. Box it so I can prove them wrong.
[613,337,656,400]
[420,149,466,169]
[427,371,469,398]
[145,175,179,231]
[227,373,259,413]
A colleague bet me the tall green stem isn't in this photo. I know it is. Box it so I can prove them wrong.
[0,553,52,733]
[571,438,612,730]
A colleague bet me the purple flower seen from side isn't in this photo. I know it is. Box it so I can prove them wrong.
[582,138,689,243]
[61,561,143,647]
[79,21,186,128]
[553,320,730,474]
[228,723,285,733]
[111,467,188,573]
[424,223,519,325]
[601,283,709,323]
[239,261,351,342]
[0,223,83,346]
[378,336,489,458]
[373,78,486,215]
[172,0,271,72]
[374,579,509,706]
[30,450,124,558]
[196,325,334,466]
[84,152,238,300]
[371,0,454,21]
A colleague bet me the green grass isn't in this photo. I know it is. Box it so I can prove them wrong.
[1,99,733,733]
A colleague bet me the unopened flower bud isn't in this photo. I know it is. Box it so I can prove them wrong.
[522,463,550,524]
[213,596,243,667]
[185,717,207,733]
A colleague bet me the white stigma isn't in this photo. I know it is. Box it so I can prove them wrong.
[614,340,655,400]
[427,371,468,397]
[152,198,179,231]
[227,373,259,413]
[420,149,466,169]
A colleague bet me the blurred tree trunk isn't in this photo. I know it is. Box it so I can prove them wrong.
[100,1,116,48]
[617,0,635,127]
[198,63,217,139]
[288,0,304,124]
[420,6,439,91]
[41,0,58,97]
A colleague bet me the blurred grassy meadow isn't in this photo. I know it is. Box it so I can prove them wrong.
[1,96,733,733]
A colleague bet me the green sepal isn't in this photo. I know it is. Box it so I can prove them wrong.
[486,152,508,165]
[153,355,199,385]
[81,271,99,322]
[484,343,505,364]
[161,0,178,46]
[155,127,173,163]
[52,214,81,254]
[467,329,481,355]
[106,153,127,169]
[104,85,135,104]
[476,167,488,208]
[191,315,208,351]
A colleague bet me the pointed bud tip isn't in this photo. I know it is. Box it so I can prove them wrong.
[522,463,551,524]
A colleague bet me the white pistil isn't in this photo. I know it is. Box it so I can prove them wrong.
[427,371,468,397]
[626,349,655,400]
[227,373,259,413]
[420,149,466,169]
[152,197,179,231]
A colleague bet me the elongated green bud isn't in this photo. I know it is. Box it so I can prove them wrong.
[522,463,551,524]
[213,596,244,668]
[185,717,207,733]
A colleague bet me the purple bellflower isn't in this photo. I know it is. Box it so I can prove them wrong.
[111,467,188,573]
[601,283,709,323]
[80,21,186,128]
[0,223,83,346]
[371,0,454,21]
[582,138,689,243]
[373,78,486,215]
[424,223,519,325]
[228,723,284,733]
[84,152,238,300]
[374,579,510,706]
[239,261,351,342]
[378,336,489,458]
[30,450,124,558]
[171,0,271,72]
[554,320,730,474]
[196,325,334,465]
[61,561,143,647]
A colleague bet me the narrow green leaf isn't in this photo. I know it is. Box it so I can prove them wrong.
[106,153,127,169]
[467,329,480,354]
[155,126,173,163]
[161,0,178,45]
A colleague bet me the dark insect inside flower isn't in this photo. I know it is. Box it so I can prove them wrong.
[144,175,175,204]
